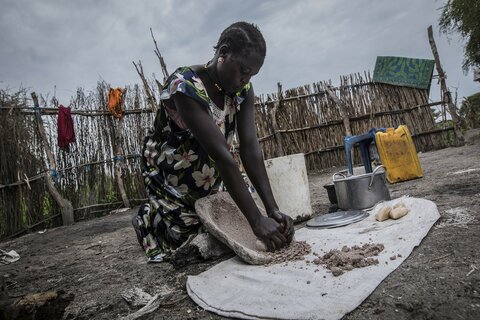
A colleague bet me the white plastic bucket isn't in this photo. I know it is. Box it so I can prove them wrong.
[251,153,313,221]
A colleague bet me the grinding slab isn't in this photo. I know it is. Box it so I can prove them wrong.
[306,210,369,229]
[194,192,310,265]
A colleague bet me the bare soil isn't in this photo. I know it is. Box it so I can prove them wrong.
[1,129,479,320]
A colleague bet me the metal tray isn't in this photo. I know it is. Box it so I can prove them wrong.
[306,210,369,229]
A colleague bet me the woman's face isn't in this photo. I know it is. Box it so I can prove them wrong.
[217,51,264,94]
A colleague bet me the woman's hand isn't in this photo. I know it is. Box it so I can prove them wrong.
[268,210,295,245]
[251,216,287,252]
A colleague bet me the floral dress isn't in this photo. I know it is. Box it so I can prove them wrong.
[133,66,251,260]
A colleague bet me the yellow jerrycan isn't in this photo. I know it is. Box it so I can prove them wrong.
[375,125,423,183]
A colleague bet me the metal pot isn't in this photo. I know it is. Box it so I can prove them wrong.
[323,182,337,204]
[333,166,391,210]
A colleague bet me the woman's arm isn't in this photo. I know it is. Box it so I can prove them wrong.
[173,93,287,251]
[237,88,294,243]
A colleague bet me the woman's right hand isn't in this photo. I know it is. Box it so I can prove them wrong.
[251,216,287,252]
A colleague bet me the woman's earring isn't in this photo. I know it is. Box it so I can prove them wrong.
[218,57,224,64]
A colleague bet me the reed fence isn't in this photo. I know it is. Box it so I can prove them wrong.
[0,71,453,239]
[253,73,451,171]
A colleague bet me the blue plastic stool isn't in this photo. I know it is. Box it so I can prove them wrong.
[344,128,386,175]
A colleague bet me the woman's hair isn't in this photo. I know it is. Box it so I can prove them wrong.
[214,21,266,58]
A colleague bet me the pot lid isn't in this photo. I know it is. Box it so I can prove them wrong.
[306,210,369,229]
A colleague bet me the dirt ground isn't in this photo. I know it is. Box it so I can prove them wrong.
[1,129,479,320]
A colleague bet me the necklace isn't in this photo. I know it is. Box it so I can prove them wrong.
[204,63,223,93]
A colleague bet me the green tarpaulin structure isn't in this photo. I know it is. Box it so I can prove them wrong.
[373,56,435,90]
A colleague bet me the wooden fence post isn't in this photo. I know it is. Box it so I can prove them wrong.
[427,25,465,146]
[31,92,74,226]
[111,90,131,208]
[325,85,352,136]
[271,82,285,157]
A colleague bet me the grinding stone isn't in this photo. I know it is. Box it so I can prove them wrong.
[194,192,310,265]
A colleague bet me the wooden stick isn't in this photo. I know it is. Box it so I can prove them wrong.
[254,90,326,107]
[411,126,454,137]
[74,198,147,211]
[115,117,130,208]
[133,61,158,112]
[120,293,176,320]
[110,91,131,208]
[271,82,285,157]
[305,144,345,155]
[0,107,154,116]
[31,92,74,226]
[427,25,464,146]
[303,126,453,156]
[0,173,45,189]
[250,82,374,107]
[74,202,119,211]
[58,154,140,172]
[424,252,453,264]
[0,154,141,190]
[150,28,169,83]
[325,85,352,136]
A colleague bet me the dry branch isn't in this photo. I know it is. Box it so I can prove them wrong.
[133,61,158,112]
[150,28,170,82]
[0,107,154,116]
[427,25,464,146]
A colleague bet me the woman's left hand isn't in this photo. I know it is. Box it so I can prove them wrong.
[268,210,294,244]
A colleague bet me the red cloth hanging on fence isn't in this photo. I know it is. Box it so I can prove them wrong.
[57,105,76,151]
